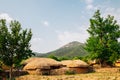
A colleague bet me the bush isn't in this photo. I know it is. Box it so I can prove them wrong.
[58,57,69,61]
[48,55,59,61]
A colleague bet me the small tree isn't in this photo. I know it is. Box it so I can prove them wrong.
[0,19,34,80]
[85,10,120,66]
[48,55,59,61]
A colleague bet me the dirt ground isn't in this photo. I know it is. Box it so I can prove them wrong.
[16,68,120,80]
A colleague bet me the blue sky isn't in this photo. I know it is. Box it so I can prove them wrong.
[0,0,120,53]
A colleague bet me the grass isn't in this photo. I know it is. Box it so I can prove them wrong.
[16,68,120,80]
[16,72,120,80]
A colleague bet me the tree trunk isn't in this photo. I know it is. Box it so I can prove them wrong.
[9,66,13,80]
[98,59,102,68]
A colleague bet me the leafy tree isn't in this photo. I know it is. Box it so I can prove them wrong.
[85,10,120,66]
[0,19,34,80]
[48,55,70,61]
[48,55,59,61]
[58,56,69,61]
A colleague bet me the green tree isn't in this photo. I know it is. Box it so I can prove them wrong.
[85,10,120,66]
[0,19,34,80]
[48,55,59,61]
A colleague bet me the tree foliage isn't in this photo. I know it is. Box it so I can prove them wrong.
[85,10,120,66]
[48,54,69,61]
[0,19,34,79]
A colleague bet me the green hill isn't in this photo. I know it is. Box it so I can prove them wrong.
[37,41,88,59]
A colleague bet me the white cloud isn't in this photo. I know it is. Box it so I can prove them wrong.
[41,21,49,27]
[0,13,13,23]
[31,37,60,53]
[86,4,94,10]
[92,3,120,22]
[57,30,89,46]
[84,0,96,10]
[102,7,120,24]
[30,37,43,52]
[31,37,42,42]
[85,0,93,4]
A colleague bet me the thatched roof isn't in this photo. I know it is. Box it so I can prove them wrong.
[23,60,50,70]
[116,59,120,63]
[23,58,62,70]
[61,60,89,68]
[21,57,40,65]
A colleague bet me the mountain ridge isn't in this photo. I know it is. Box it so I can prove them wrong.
[36,41,88,59]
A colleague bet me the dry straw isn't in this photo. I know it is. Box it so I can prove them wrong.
[61,60,89,68]
[23,58,62,70]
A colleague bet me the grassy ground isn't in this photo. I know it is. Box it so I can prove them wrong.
[16,68,120,80]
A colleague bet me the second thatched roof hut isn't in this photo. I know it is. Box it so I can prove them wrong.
[59,60,90,74]
[61,60,89,68]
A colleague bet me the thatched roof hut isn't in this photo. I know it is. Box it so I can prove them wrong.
[24,58,62,68]
[59,60,90,74]
[23,60,50,70]
[61,60,89,68]
[23,58,62,75]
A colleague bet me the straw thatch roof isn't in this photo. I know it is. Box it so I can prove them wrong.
[23,60,50,70]
[1,64,10,70]
[21,57,40,65]
[23,58,62,70]
[116,59,120,63]
[61,60,89,68]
